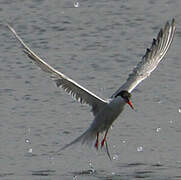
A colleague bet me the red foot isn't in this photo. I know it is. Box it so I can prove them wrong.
[101,138,106,147]
[101,130,108,148]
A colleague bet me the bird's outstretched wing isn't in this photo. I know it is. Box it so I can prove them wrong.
[7,24,108,116]
[112,19,176,97]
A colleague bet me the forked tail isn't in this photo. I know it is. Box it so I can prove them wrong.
[56,127,97,153]
[55,127,112,160]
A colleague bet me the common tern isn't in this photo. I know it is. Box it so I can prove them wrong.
[7,19,175,159]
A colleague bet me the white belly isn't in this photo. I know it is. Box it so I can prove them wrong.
[90,97,126,132]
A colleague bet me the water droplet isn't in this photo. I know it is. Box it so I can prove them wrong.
[178,108,181,113]
[25,138,31,144]
[73,176,77,180]
[113,154,119,160]
[156,127,161,132]
[28,148,33,153]
[49,156,55,165]
[74,1,79,8]
[88,160,95,173]
[169,120,173,124]
[137,146,143,152]
[88,160,92,167]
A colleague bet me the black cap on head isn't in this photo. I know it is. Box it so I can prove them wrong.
[115,90,134,109]
[115,90,131,100]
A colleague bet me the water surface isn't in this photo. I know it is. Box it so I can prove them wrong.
[1,0,181,179]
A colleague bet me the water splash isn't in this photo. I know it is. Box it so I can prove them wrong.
[25,128,31,144]
[73,176,78,180]
[88,160,95,174]
[25,127,33,155]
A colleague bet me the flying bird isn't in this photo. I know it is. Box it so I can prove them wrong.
[7,19,175,159]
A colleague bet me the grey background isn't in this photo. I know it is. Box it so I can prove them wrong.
[1,0,181,179]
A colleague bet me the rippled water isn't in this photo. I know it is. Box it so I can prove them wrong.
[1,0,181,179]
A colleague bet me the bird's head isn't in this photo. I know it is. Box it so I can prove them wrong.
[115,90,134,110]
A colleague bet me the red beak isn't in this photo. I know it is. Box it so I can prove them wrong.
[127,100,134,110]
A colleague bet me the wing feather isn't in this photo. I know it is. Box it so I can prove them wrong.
[112,18,175,97]
[7,24,108,116]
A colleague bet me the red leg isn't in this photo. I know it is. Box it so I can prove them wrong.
[95,132,99,150]
[101,129,109,148]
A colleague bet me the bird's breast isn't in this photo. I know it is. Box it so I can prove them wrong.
[90,97,126,132]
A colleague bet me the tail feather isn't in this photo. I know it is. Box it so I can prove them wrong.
[55,127,113,160]
[56,127,96,153]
